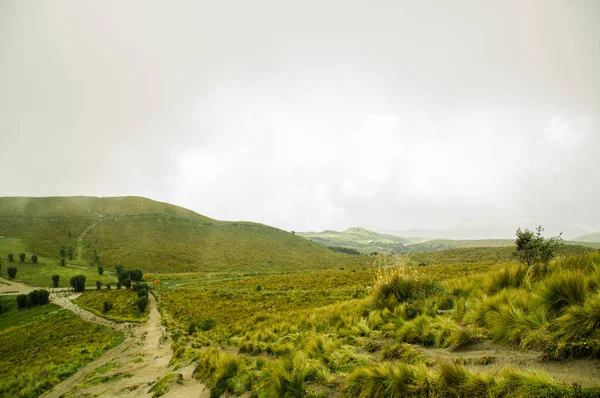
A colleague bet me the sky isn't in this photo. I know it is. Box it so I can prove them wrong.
[1,1,599,239]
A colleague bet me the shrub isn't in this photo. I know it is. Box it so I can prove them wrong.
[60,258,65,266]
[513,226,562,276]
[96,281,102,290]
[7,266,17,279]
[31,255,38,264]
[138,288,148,298]
[200,318,215,331]
[70,275,86,292]
[137,296,148,312]
[122,278,132,289]
[0,302,7,314]
[130,269,143,282]
[98,266,104,275]
[52,274,60,288]
[59,247,66,258]
[106,283,111,290]
[103,301,113,313]
[67,247,74,260]
[8,253,14,262]
[116,281,122,290]
[28,289,50,306]
[16,294,28,309]
[19,253,26,263]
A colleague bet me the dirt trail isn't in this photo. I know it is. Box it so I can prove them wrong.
[414,342,600,388]
[43,294,208,398]
[0,277,206,397]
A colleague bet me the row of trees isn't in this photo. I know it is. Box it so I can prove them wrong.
[16,289,50,309]
[5,253,38,263]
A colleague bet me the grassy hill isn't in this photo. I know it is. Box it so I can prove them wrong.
[574,231,600,243]
[297,227,415,254]
[0,196,368,275]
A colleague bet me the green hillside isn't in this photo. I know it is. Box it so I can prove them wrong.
[0,196,367,275]
[574,231,600,243]
[298,227,413,254]
[405,238,515,253]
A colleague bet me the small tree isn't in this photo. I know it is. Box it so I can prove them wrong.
[16,294,28,309]
[7,266,17,279]
[514,226,562,279]
[8,253,14,262]
[96,281,102,290]
[137,296,148,312]
[31,255,38,264]
[130,269,143,282]
[70,274,86,292]
[28,289,49,306]
[122,278,132,289]
[116,281,122,289]
[67,247,74,260]
[60,258,66,266]
[19,253,26,263]
[98,266,104,275]
[52,274,60,288]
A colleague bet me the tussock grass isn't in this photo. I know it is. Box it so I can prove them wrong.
[539,270,589,315]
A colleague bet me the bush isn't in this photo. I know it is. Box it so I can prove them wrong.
[60,258,65,266]
[0,302,7,314]
[103,301,113,313]
[28,289,50,306]
[7,266,17,279]
[8,253,14,262]
[96,281,102,290]
[31,255,38,264]
[116,281,122,290]
[19,253,26,263]
[130,269,143,282]
[16,294,28,309]
[137,296,148,312]
[106,283,111,290]
[200,318,215,331]
[52,274,60,288]
[122,278,131,289]
[70,275,86,292]
[97,266,104,275]
[138,288,148,298]
[514,226,562,275]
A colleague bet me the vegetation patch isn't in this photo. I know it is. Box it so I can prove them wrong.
[0,309,123,397]
[74,289,150,322]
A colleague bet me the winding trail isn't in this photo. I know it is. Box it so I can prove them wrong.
[0,277,207,397]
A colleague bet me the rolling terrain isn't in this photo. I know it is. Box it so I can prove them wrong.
[0,196,368,275]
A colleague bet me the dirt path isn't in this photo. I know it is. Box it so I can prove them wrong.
[76,218,104,260]
[414,342,600,388]
[43,294,208,397]
[0,276,35,295]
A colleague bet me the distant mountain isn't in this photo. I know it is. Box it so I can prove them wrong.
[297,227,414,254]
[574,231,600,243]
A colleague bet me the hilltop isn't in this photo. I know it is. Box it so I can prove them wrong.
[0,196,367,273]
[574,231,600,243]
[297,227,417,254]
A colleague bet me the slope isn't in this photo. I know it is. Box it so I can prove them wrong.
[0,196,367,274]
[574,231,600,243]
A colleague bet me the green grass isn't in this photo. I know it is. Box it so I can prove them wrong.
[0,309,124,398]
[0,296,61,332]
[74,289,149,322]
[0,196,371,273]
[6,259,113,288]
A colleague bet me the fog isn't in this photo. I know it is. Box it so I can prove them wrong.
[1,1,599,238]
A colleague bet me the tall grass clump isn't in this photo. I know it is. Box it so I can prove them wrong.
[553,291,600,342]
[484,266,528,295]
[346,362,431,398]
[540,270,589,315]
[372,260,441,309]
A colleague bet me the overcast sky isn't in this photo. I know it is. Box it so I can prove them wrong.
[1,1,599,238]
